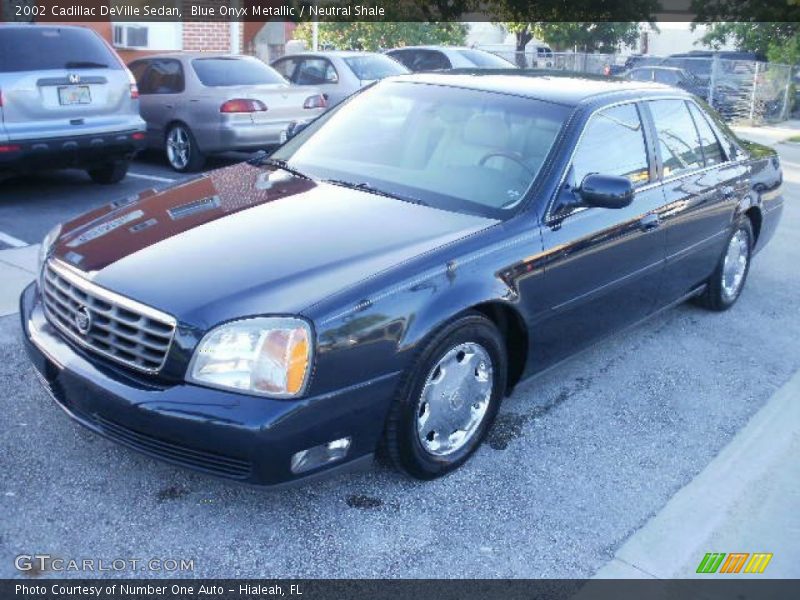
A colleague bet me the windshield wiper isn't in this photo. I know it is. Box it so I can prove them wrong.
[323,179,429,207]
[250,156,310,179]
[64,61,108,69]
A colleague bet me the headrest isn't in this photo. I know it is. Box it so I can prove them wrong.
[463,114,510,148]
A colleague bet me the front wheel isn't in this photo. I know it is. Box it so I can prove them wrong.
[165,124,205,172]
[695,220,753,311]
[87,160,129,184]
[382,313,507,480]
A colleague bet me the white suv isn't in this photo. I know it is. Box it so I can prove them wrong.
[0,24,146,183]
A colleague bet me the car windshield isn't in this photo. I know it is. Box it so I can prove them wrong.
[0,27,120,72]
[271,81,569,218]
[191,57,285,86]
[344,55,409,80]
[457,49,516,68]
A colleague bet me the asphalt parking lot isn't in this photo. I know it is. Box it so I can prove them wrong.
[0,141,798,579]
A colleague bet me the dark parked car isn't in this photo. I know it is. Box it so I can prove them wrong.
[624,66,709,99]
[22,74,783,486]
[385,46,516,72]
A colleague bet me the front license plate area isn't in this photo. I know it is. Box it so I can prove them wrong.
[58,85,91,105]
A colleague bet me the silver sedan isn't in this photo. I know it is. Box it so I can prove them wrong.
[271,51,409,107]
[128,53,326,172]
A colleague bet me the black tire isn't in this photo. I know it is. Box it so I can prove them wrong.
[381,313,507,480]
[87,160,129,184]
[695,219,754,311]
[165,123,205,172]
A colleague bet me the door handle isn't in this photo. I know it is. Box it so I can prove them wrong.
[639,213,660,232]
[164,103,174,109]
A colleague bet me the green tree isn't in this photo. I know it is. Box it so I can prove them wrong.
[691,1,800,64]
[293,22,468,52]
[696,23,799,64]
[486,0,659,51]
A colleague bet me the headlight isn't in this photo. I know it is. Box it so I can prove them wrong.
[37,223,62,273]
[187,317,313,398]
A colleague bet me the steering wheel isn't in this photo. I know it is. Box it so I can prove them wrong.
[478,151,535,176]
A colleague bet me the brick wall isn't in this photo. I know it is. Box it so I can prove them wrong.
[182,22,235,53]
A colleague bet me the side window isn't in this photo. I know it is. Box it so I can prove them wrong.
[416,50,451,71]
[387,50,414,70]
[272,58,298,81]
[295,58,338,85]
[141,59,184,95]
[648,99,704,178]
[128,60,149,90]
[572,103,650,187]
[688,102,727,165]
[630,69,651,82]
[655,70,679,85]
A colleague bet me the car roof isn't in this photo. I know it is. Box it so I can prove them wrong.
[277,51,382,59]
[387,71,685,107]
[388,46,479,52]
[128,52,257,62]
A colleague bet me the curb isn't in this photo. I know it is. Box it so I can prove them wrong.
[592,368,800,579]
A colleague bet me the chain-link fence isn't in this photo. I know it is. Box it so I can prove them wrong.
[484,49,796,126]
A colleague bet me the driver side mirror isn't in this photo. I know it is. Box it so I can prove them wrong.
[578,174,634,209]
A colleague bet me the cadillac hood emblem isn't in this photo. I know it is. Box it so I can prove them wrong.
[74,306,92,335]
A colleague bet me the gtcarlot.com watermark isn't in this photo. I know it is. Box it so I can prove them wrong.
[15,553,194,574]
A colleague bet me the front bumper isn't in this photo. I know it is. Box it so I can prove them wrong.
[20,283,399,487]
[0,129,146,172]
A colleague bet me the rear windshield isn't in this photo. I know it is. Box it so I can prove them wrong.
[191,58,285,87]
[456,49,515,68]
[343,55,409,80]
[0,27,121,73]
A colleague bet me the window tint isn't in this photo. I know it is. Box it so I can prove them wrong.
[654,70,679,85]
[0,27,121,72]
[343,55,408,80]
[456,49,515,68]
[386,50,414,70]
[271,58,298,81]
[295,58,338,85]
[192,57,284,87]
[688,103,726,165]
[412,50,451,72]
[138,59,184,94]
[128,60,149,85]
[648,99,704,178]
[572,103,650,187]
[629,69,652,82]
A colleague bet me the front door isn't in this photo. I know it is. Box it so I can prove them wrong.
[526,102,668,371]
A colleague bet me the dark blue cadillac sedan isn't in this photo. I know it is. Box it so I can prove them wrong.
[21,73,783,486]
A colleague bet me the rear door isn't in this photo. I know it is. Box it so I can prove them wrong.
[130,58,185,146]
[292,57,342,105]
[645,99,747,302]
[0,27,137,141]
[529,102,667,369]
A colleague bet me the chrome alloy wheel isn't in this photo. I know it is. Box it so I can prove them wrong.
[416,342,494,456]
[166,126,190,170]
[721,229,749,301]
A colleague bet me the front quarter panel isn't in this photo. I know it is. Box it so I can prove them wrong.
[303,219,543,396]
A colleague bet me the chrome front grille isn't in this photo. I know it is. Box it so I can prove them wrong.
[41,260,176,374]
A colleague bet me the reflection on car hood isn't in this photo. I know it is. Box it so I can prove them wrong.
[51,162,496,325]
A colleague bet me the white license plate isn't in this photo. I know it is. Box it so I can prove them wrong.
[58,85,91,105]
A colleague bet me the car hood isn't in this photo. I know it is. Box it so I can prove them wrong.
[51,162,496,326]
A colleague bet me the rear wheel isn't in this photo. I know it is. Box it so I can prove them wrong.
[87,160,129,184]
[382,313,507,479]
[165,124,205,172]
[695,219,753,311]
